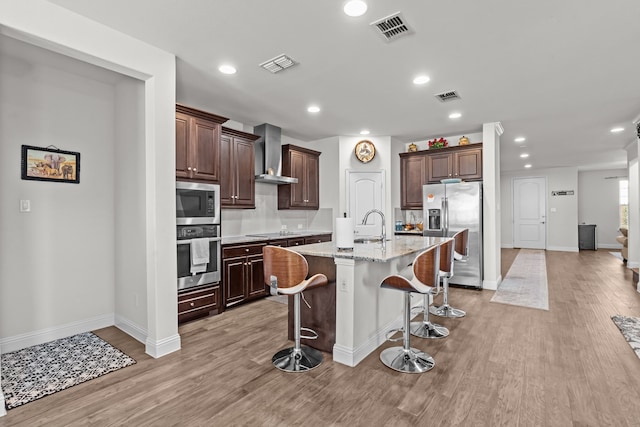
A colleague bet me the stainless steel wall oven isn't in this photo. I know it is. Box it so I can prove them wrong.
[176,182,222,290]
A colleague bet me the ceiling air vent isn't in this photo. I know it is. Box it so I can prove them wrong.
[259,54,297,74]
[434,90,461,102]
[370,12,413,42]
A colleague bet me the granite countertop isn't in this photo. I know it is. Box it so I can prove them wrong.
[290,235,447,262]
[221,230,332,246]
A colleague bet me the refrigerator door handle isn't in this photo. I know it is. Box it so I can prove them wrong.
[443,197,449,236]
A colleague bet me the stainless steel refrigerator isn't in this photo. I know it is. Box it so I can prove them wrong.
[422,181,483,288]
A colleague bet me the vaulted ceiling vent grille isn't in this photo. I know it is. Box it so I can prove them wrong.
[434,90,461,102]
[259,54,297,74]
[370,12,412,42]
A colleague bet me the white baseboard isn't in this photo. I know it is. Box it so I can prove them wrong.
[547,246,579,252]
[115,314,147,345]
[627,261,639,269]
[598,243,623,249]
[145,334,181,358]
[0,392,6,417]
[483,275,501,291]
[501,243,514,249]
[0,313,114,354]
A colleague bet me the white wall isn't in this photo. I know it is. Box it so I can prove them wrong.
[114,78,148,337]
[501,167,579,251]
[0,36,116,342]
[578,169,627,249]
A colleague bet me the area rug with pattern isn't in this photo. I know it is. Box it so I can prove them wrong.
[491,249,549,310]
[1,331,136,409]
[611,315,640,360]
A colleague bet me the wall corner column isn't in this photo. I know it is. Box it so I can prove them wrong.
[482,122,503,290]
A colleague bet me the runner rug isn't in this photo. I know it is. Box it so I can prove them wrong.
[491,249,549,311]
[611,315,640,360]
[1,331,136,409]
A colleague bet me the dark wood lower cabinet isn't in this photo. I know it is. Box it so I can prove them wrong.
[178,284,221,324]
[222,243,267,308]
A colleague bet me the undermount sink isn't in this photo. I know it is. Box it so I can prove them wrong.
[354,237,384,244]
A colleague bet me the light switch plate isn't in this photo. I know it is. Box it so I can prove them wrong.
[20,199,31,212]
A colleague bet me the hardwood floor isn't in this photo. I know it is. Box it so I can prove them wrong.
[2,249,639,426]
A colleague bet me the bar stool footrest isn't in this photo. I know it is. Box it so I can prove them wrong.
[299,327,319,340]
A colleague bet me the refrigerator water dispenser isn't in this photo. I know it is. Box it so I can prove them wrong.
[427,209,441,231]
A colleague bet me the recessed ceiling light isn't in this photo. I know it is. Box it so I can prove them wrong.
[449,112,462,119]
[514,137,526,142]
[524,164,532,168]
[611,127,625,133]
[307,105,321,113]
[413,75,430,85]
[344,0,367,17]
[520,153,529,158]
[218,64,236,75]
[360,130,370,135]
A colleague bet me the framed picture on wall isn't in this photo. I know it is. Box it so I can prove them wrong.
[21,145,80,184]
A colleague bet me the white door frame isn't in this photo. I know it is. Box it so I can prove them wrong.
[512,176,547,249]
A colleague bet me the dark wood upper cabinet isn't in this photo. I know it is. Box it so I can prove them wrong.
[426,144,483,183]
[399,154,428,210]
[278,144,321,210]
[400,143,483,209]
[220,127,259,208]
[175,104,228,183]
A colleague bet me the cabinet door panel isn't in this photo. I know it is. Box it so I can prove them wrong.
[192,117,220,182]
[247,254,266,297]
[427,153,452,183]
[219,134,234,205]
[305,153,319,208]
[455,149,482,180]
[400,155,426,209]
[234,139,256,207]
[289,150,306,207]
[175,113,191,179]
[224,257,247,307]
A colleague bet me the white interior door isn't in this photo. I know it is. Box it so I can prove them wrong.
[346,170,385,237]
[513,177,546,249]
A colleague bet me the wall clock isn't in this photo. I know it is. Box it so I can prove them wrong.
[354,140,376,163]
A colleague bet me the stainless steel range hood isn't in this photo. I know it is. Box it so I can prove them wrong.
[254,123,298,184]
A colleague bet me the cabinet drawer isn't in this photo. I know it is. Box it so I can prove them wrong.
[268,238,289,247]
[304,234,332,244]
[287,237,306,247]
[223,243,266,258]
[178,286,219,314]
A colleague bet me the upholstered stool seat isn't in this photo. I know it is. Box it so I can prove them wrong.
[430,229,468,318]
[263,245,328,372]
[379,243,441,373]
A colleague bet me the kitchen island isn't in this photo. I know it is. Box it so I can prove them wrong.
[290,235,446,367]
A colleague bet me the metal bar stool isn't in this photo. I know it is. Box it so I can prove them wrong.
[430,229,468,318]
[262,245,328,372]
[411,238,454,339]
[379,243,440,373]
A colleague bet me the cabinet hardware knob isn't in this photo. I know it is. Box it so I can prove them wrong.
[190,302,195,307]
[187,167,192,171]
[245,248,249,252]
[193,168,197,172]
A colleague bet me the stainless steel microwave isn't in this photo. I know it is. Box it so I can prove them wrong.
[176,181,221,225]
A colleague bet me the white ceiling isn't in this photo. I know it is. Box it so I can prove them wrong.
[48,0,640,172]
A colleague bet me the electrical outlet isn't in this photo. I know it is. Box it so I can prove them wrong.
[19,199,31,213]
[297,224,303,229]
